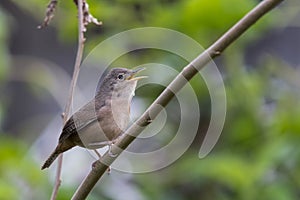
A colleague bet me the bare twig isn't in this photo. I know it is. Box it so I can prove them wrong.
[50,0,86,199]
[73,0,103,31]
[82,0,102,31]
[39,0,101,30]
[50,155,63,200]
[38,0,58,29]
[71,0,284,199]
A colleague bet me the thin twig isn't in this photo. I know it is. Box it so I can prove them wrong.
[38,0,101,29]
[38,0,58,29]
[50,155,63,200]
[71,0,284,199]
[82,0,102,31]
[50,0,85,199]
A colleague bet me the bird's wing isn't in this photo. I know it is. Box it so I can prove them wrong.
[58,100,104,143]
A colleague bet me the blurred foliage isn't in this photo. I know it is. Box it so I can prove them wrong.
[1,0,300,200]
[12,0,275,46]
[0,7,10,129]
[0,135,48,200]
[0,8,9,79]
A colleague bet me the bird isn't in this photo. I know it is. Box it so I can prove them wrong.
[41,67,146,170]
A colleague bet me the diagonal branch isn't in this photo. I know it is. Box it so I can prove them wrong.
[71,0,284,199]
[50,0,85,199]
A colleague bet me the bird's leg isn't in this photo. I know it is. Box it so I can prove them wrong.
[93,149,102,159]
[89,140,119,157]
[108,139,118,158]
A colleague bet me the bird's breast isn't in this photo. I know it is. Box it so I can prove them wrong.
[109,98,130,132]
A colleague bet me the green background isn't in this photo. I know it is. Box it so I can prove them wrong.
[0,0,300,199]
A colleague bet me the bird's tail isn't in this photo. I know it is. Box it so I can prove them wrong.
[41,148,61,170]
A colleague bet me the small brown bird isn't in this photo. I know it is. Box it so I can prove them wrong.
[41,67,146,169]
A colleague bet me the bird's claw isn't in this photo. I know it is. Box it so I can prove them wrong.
[92,160,98,169]
[147,119,153,123]
[107,166,111,174]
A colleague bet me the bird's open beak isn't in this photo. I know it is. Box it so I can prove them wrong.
[127,67,147,80]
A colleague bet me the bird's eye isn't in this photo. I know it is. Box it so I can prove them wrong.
[117,74,124,80]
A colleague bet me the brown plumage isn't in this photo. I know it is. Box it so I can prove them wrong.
[41,68,145,169]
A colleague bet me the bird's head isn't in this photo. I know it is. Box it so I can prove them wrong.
[97,67,146,100]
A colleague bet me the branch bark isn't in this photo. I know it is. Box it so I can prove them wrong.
[72,0,284,199]
[50,0,85,199]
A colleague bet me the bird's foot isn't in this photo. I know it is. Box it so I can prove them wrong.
[108,142,118,157]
